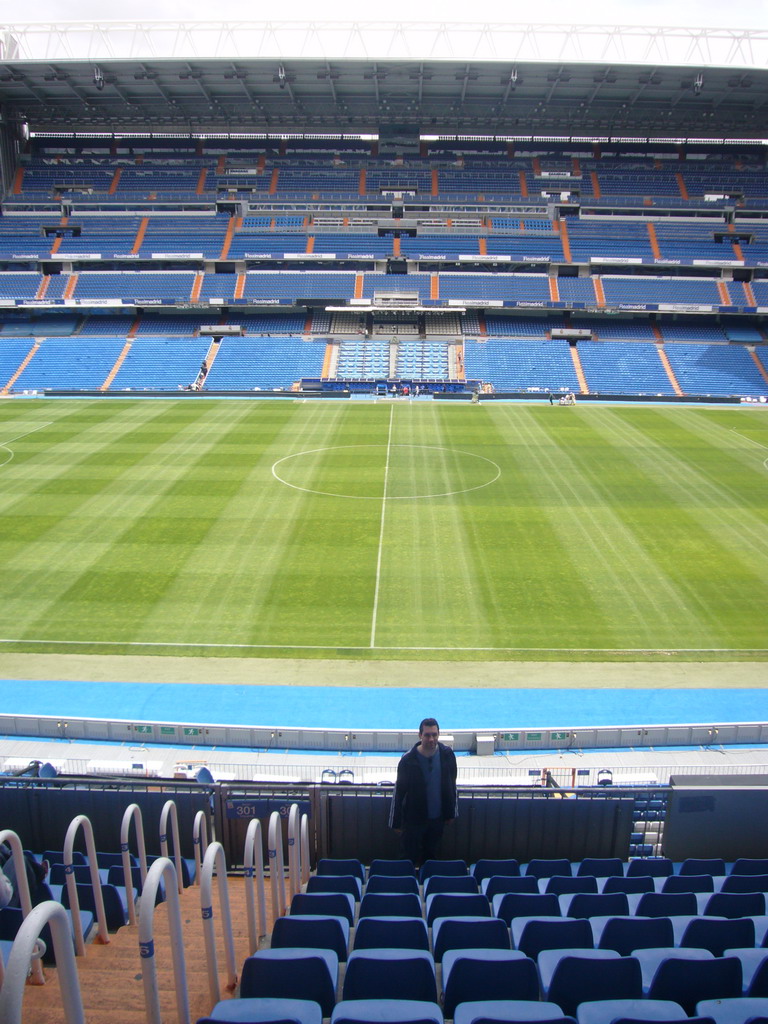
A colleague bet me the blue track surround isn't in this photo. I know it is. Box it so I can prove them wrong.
[0,678,763,733]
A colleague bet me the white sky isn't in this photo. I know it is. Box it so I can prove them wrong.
[10,0,768,27]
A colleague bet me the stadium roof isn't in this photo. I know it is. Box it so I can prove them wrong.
[1,21,767,138]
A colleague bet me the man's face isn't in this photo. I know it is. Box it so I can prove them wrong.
[420,725,439,754]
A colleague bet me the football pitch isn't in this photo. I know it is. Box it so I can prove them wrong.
[1,397,767,663]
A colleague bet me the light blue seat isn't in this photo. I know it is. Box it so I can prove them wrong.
[539,950,642,1016]
[239,948,338,1017]
[330,1000,443,1024]
[441,949,537,1019]
[680,917,755,956]
[353,917,429,952]
[291,891,355,925]
[592,915,674,955]
[512,917,593,960]
[453,1000,573,1024]
[432,916,510,963]
[576,999,688,1024]
[634,947,714,993]
[343,949,437,1003]
[197,997,322,1024]
[723,948,768,996]
[271,913,350,961]
[646,954,742,1014]
[696,997,768,1024]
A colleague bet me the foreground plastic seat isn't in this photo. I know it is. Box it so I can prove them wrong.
[441,949,538,1018]
[512,917,593,960]
[680,916,755,956]
[197,997,323,1024]
[594,916,674,955]
[454,1000,574,1024]
[723,948,768,996]
[577,859,624,879]
[493,892,560,925]
[563,893,629,919]
[731,860,768,876]
[419,860,468,884]
[472,860,521,883]
[626,859,673,879]
[353,917,429,952]
[704,892,766,919]
[424,875,479,898]
[366,876,420,896]
[634,947,714,993]
[680,859,726,877]
[432,916,510,963]
[240,949,338,1017]
[369,860,416,878]
[662,875,715,895]
[646,954,742,1014]
[697,996,768,1024]
[343,949,437,1003]
[721,875,768,894]
[635,892,697,918]
[61,881,128,932]
[291,891,355,925]
[524,860,572,880]
[484,877,539,899]
[426,893,490,927]
[271,914,350,962]
[576,998,688,1024]
[318,859,366,883]
[359,893,423,920]
[331,999,443,1024]
[307,875,362,900]
[541,950,642,1017]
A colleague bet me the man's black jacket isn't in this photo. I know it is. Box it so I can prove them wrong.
[389,741,458,829]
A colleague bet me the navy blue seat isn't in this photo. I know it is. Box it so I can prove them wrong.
[426,893,490,927]
[647,955,742,1015]
[343,949,437,1003]
[271,914,350,962]
[240,949,338,1017]
[577,859,624,878]
[419,860,468,884]
[564,893,630,919]
[705,893,766,919]
[635,893,698,918]
[722,875,768,894]
[331,999,442,1024]
[732,860,768,876]
[369,860,416,878]
[432,916,511,963]
[358,893,423,920]
[472,860,521,883]
[680,859,726,877]
[442,949,538,1018]
[291,892,355,926]
[662,875,714,894]
[513,917,593,960]
[423,875,479,898]
[545,877,598,897]
[603,877,655,896]
[542,951,642,1016]
[61,881,129,932]
[485,877,539,899]
[596,916,674,955]
[524,860,572,880]
[353,917,429,952]
[318,858,366,883]
[680,916,755,956]
[626,860,673,878]
[366,876,420,896]
[307,875,362,900]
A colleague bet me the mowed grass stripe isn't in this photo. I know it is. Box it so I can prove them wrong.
[4,402,265,642]
[591,407,768,595]
[507,406,714,648]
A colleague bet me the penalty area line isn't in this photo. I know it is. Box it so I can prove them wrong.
[0,638,765,655]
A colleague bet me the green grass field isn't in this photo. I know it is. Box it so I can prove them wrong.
[1,398,767,662]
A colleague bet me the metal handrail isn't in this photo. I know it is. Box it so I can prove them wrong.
[243,818,266,953]
[120,802,148,926]
[287,802,301,899]
[139,857,190,1024]
[63,814,109,953]
[0,901,85,1024]
[267,810,287,926]
[192,809,209,887]
[159,799,184,895]
[0,829,44,986]
[199,841,237,1006]
[300,813,311,885]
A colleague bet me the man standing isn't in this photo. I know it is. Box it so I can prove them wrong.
[389,718,458,866]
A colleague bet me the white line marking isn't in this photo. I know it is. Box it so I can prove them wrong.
[370,406,394,648]
[731,428,768,471]
[0,638,765,654]
[271,443,501,500]
[0,422,52,468]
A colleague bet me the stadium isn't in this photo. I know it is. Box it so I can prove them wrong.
[0,14,767,1024]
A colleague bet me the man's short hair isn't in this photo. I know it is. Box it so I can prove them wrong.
[419,717,439,735]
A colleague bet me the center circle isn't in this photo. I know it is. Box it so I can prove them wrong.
[272,444,501,500]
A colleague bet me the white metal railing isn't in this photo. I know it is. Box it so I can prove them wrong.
[63,814,110,953]
[159,799,185,895]
[287,802,302,900]
[192,809,209,887]
[199,841,237,1006]
[120,802,148,926]
[0,901,84,1024]
[0,829,44,985]
[139,857,189,1024]
[243,818,267,953]
[267,810,287,927]
[300,813,311,885]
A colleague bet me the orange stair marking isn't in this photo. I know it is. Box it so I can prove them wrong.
[393,237,401,257]
[572,157,581,176]
[195,168,207,195]
[354,274,364,299]
[101,340,132,391]
[750,350,768,385]
[127,316,141,338]
[593,277,606,307]
[478,237,487,256]
[532,157,542,176]
[519,220,525,231]
[643,197,653,207]
[559,219,572,263]
[35,276,49,300]
[569,344,589,394]
[430,275,439,300]
[12,166,24,194]
[219,216,239,260]
[657,345,684,395]
[590,171,601,198]
[217,154,226,173]
[321,343,334,378]
[676,172,689,200]
[63,274,78,299]
[431,169,439,196]
[233,274,246,300]
[256,154,265,172]
[647,223,662,260]
[2,341,39,394]
[131,217,149,255]
[456,342,465,380]
[651,321,663,341]
[743,282,756,306]
[548,277,559,302]
[478,312,487,337]
[306,236,315,254]
[269,168,279,194]
[732,241,745,261]
[717,280,731,306]
[518,171,528,197]
[358,168,367,195]
[108,168,122,195]
[190,272,204,301]
[304,312,313,332]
